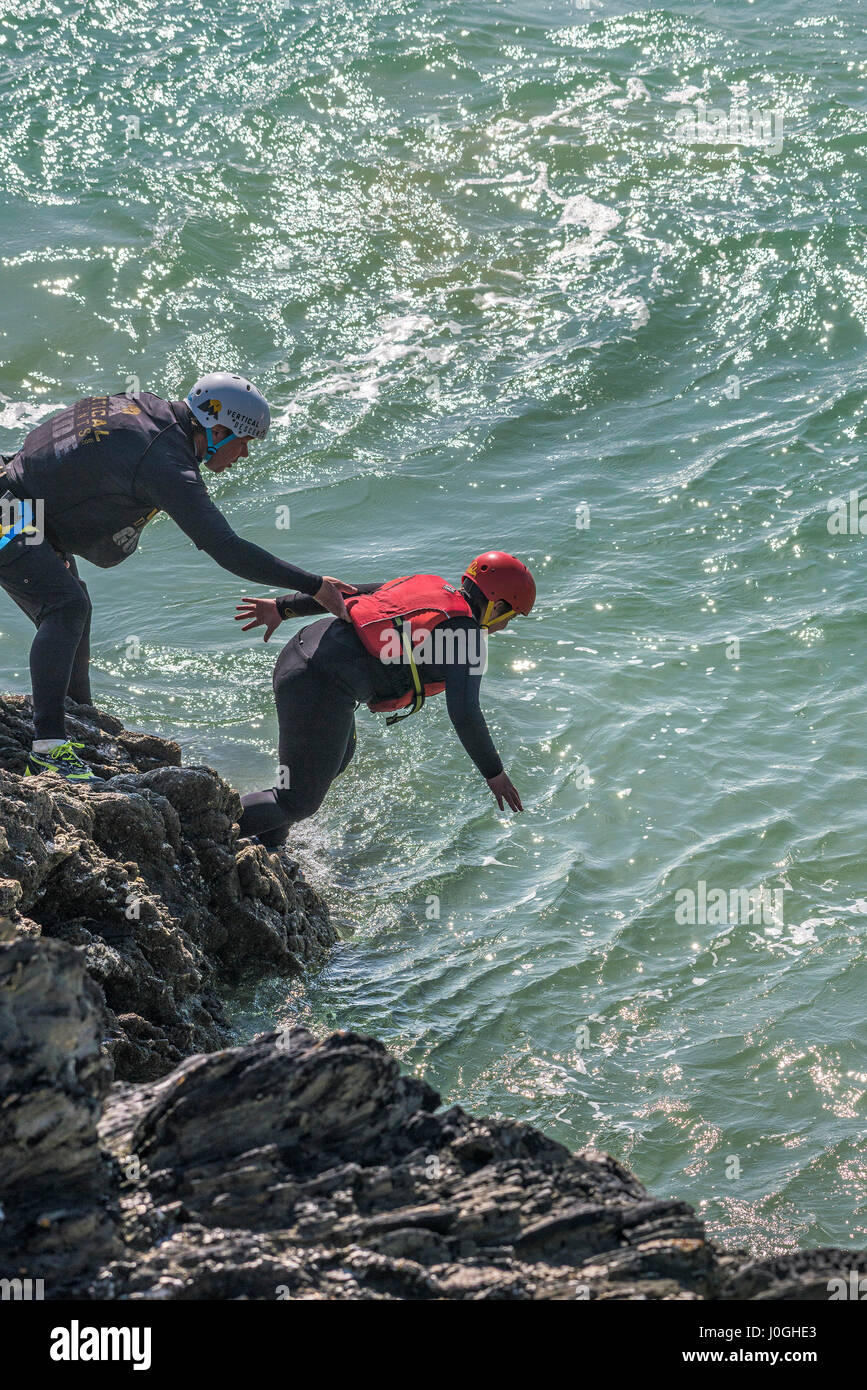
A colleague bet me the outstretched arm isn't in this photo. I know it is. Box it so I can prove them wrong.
[443,645,524,813]
[235,581,384,639]
[139,448,352,617]
[276,581,384,618]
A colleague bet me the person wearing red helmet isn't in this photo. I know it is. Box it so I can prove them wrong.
[233,551,536,849]
[461,551,536,628]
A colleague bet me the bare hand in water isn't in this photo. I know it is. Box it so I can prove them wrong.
[487,771,523,813]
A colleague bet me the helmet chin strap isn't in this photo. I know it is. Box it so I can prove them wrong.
[461,583,516,630]
[204,427,237,459]
[480,599,517,630]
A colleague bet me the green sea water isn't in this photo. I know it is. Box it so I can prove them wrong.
[1,0,866,1256]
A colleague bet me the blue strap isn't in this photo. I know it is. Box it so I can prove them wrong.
[205,427,237,458]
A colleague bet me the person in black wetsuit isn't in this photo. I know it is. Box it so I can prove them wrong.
[234,552,537,849]
[0,371,353,783]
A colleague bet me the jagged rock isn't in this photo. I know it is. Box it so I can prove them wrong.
[0,693,181,778]
[716,1248,867,1301]
[0,932,119,1292]
[94,1027,719,1300]
[0,695,335,1080]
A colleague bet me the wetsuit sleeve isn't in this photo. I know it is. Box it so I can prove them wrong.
[276,581,386,619]
[136,449,322,595]
[276,593,325,619]
[443,646,503,780]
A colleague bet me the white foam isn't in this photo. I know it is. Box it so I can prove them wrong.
[609,294,650,330]
[363,314,434,364]
[612,77,651,108]
[473,292,521,308]
[0,399,59,431]
[558,195,621,233]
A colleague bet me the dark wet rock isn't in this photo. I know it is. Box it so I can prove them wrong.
[1,696,864,1301]
[0,694,335,1080]
[94,1028,715,1300]
[4,946,862,1302]
[0,929,119,1293]
[715,1248,867,1301]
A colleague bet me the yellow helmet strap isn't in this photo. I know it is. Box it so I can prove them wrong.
[480,600,517,630]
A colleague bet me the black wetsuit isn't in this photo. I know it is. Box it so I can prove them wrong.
[238,585,504,847]
[0,393,322,739]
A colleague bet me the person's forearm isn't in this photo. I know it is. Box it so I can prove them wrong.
[450,716,503,779]
[208,535,322,595]
[276,579,383,618]
[276,592,328,619]
[143,453,323,595]
[443,649,503,778]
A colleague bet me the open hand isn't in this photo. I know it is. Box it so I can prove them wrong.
[486,770,524,813]
[235,597,282,642]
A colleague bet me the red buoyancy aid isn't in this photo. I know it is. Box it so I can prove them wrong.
[346,574,475,718]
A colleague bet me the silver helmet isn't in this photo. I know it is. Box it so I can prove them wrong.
[186,372,271,444]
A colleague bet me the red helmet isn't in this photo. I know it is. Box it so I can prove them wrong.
[461,551,536,617]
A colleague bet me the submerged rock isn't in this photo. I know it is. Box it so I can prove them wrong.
[0,697,863,1300]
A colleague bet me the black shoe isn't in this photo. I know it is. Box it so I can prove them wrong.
[25,741,105,785]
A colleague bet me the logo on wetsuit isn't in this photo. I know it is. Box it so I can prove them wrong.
[112,507,160,555]
[52,397,111,459]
